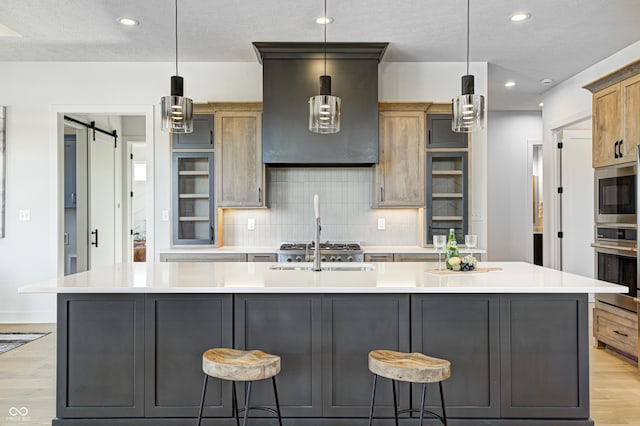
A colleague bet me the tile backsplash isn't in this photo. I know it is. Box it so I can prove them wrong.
[222,167,420,246]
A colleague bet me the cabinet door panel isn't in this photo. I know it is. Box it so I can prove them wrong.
[57,294,144,418]
[235,295,322,417]
[411,295,500,418]
[374,110,425,207]
[622,74,640,163]
[322,295,410,417]
[427,114,468,148]
[172,152,215,245]
[172,114,214,148]
[593,85,622,167]
[215,111,265,207]
[145,295,233,417]
[426,152,468,245]
[500,294,589,418]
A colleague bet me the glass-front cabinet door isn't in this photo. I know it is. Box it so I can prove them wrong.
[172,152,214,245]
[426,152,468,245]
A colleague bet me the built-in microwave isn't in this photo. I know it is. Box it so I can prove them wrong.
[595,163,636,224]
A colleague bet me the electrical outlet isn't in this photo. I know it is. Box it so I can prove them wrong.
[161,210,169,221]
[18,209,30,222]
[377,218,385,230]
[247,218,256,231]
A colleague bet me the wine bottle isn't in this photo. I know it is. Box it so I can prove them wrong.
[445,228,459,270]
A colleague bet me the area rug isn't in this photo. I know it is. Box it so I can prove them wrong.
[0,332,50,355]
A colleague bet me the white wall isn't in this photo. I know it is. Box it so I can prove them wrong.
[541,40,640,268]
[0,60,488,323]
[486,111,543,261]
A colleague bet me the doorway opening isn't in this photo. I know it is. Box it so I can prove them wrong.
[58,108,153,276]
[531,143,544,265]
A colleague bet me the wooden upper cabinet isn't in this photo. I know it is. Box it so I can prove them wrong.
[593,85,623,167]
[585,59,640,167]
[373,109,426,207]
[214,108,265,207]
[622,73,640,163]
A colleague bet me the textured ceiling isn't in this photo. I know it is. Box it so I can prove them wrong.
[1,0,639,110]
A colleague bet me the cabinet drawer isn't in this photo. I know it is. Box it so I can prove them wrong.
[159,253,247,262]
[247,253,276,262]
[594,308,638,357]
[364,253,394,262]
[393,253,438,262]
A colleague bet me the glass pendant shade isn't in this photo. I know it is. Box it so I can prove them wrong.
[309,75,341,134]
[161,76,193,134]
[452,74,485,133]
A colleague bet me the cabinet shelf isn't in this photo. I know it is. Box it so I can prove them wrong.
[178,216,210,222]
[178,171,209,176]
[179,194,209,199]
[432,170,463,175]
[432,216,464,221]
[432,193,463,198]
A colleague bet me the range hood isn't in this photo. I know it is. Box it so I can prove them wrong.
[253,42,388,166]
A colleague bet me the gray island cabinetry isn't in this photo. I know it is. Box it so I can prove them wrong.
[24,262,620,425]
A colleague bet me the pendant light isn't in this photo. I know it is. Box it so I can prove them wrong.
[309,0,341,134]
[452,0,485,133]
[161,0,193,133]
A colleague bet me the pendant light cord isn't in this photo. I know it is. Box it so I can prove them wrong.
[466,0,470,76]
[175,0,179,76]
[323,0,327,76]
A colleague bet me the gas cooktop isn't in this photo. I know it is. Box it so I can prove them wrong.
[277,241,363,263]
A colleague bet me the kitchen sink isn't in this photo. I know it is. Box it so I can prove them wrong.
[269,263,376,272]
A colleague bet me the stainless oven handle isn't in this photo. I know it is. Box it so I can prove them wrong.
[591,242,637,253]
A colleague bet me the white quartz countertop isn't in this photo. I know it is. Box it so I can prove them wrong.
[19,262,626,294]
[158,246,485,254]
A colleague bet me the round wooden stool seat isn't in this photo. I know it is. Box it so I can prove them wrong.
[368,350,451,384]
[202,348,281,382]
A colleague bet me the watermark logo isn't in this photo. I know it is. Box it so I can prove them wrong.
[6,407,29,422]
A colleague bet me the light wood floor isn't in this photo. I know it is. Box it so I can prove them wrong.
[1,318,639,425]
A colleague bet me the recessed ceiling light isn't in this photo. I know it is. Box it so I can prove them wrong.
[540,78,554,85]
[314,16,334,25]
[539,102,544,108]
[0,23,21,37]
[510,12,531,22]
[504,81,516,88]
[117,17,139,26]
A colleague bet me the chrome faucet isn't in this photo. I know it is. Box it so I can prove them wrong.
[313,194,321,271]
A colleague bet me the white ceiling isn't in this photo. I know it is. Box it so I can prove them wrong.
[1,0,639,110]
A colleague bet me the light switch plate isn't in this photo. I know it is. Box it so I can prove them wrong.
[247,218,256,231]
[161,210,169,221]
[377,218,385,230]
[19,209,30,221]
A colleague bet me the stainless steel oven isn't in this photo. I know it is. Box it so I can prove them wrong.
[595,163,636,224]
[593,242,638,312]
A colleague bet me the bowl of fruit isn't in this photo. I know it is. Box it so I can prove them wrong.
[448,255,478,272]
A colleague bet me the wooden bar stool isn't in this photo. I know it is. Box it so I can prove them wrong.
[367,349,451,426]
[197,348,283,426]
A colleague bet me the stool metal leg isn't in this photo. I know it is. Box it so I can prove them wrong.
[368,374,378,426]
[242,381,252,426]
[439,381,448,426]
[197,374,208,426]
[272,376,283,426]
[391,379,399,426]
[418,383,427,426]
[232,381,240,426]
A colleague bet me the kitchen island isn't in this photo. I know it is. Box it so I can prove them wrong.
[20,262,625,426]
